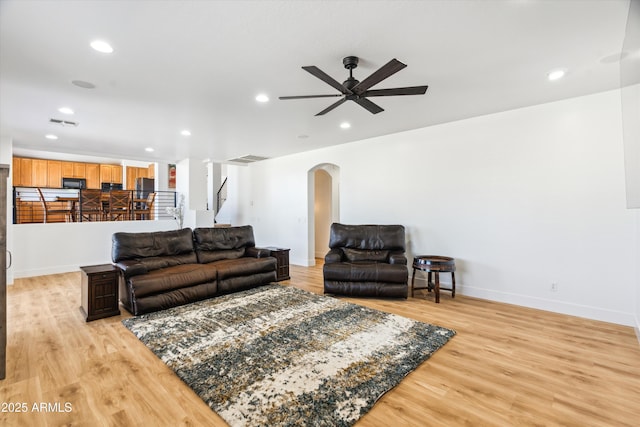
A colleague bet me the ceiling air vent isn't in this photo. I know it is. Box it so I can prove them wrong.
[49,118,79,127]
[227,155,270,164]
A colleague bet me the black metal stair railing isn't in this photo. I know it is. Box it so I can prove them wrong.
[12,186,178,224]
[215,177,228,222]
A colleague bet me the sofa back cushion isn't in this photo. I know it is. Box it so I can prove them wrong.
[343,248,390,263]
[112,228,197,268]
[328,223,406,252]
[193,226,256,263]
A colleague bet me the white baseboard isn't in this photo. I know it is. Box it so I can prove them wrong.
[12,261,108,279]
[458,284,635,327]
[411,277,634,326]
[635,316,640,346]
[289,256,315,267]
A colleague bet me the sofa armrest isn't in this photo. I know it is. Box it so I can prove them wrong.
[115,260,148,279]
[246,246,272,258]
[324,248,343,264]
[388,252,407,265]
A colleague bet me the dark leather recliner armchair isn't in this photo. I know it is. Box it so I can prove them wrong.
[323,223,408,298]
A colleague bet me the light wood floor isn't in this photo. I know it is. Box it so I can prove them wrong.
[2,262,639,427]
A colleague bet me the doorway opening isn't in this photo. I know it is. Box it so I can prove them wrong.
[307,163,340,266]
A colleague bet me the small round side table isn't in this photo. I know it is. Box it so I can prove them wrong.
[411,255,456,303]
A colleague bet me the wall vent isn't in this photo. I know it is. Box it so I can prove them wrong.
[227,155,269,164]
[49,118,79,127]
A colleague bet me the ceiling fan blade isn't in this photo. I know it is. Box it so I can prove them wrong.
[352,58,407,95]
[355,97,384,114]
[302,66,352,95]
[279,94,343,100]
[315,97,347,116]
[363,85,428,97]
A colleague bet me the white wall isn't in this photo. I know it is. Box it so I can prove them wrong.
[231,89,637,326]
[176,158,212,229]
[622,84,640,208]
[12,220,177,278]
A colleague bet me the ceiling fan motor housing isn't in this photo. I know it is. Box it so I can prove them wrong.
[342,56,359,70]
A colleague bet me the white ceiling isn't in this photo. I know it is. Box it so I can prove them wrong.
[0,0,635,164]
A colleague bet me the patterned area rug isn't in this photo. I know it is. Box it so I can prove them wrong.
[122,284,455,426]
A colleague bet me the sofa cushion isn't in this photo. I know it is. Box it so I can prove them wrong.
[214,257,277,280]
[328,223,405,251]
[343,248,389,263]
[323,262,408,283]
[136,254,199,271]
[112,228,195,263]
[197,248,245,264]
[128,263,218,298]
[193,226,257,262]
[193,226,255,251]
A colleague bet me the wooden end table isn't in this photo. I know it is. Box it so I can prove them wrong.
[80,264,120,321]
[266,247,290,281]
[411,255,456,303]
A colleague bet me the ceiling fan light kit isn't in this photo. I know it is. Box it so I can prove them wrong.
[279,56,428,116]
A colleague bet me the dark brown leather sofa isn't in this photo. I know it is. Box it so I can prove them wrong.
[323,223,408,298]
[112,225,276,315]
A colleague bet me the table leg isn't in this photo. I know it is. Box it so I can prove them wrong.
[427,272,432,292]
[410,268,416,297]
[451,272,456,298]
[434,272,440,303]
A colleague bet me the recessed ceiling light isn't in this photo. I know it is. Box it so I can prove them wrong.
[71,80,96,89]
[181,130,191,136]
[547,69,566,81]
[145,147,154,152]
[90,40,114,54]
[255,94,269,103]
[58,107,74,115]
[45,134,58,140]
[340,122,351,129]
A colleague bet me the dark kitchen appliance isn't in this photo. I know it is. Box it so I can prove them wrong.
[62,177,86,189]
[135,177,154,199]
[101,182,123,191]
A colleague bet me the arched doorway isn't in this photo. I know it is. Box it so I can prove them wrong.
[307,163,340,266]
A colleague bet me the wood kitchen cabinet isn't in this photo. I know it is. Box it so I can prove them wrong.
[13,157,126,189]
[12,158,21,186]
[85,163,100,189]
[72,162,85,178]
[100,164,123,185]
[32,159,48,187]
[13,158,32,187]
[59,160,85,179]
[112,165,123,184]
[47,161,62,188]
[126,166,149,190]
[15,200,33,224]
[61,161,73,178]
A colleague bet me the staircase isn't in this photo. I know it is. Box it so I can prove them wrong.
[214,177,230,227]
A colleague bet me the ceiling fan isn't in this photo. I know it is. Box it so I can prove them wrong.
[279,56,428,116]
